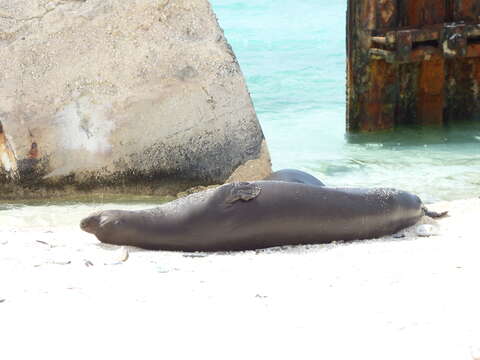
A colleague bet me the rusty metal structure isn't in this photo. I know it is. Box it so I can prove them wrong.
[347,0,480,132]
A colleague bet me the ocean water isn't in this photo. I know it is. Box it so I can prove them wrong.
[212,0,480,203]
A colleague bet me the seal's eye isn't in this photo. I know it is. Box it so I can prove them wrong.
[80,215,101,233]
[80,219,90,231]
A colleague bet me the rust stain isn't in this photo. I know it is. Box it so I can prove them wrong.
[417,54,445,125]
[446,0,480,121]
[473,59,480,100]
[454,0,479,23]
[28,142,39,159]
[0,122,18,174]
[363,60,397,131]
[362,0,377,30]
[471,63,480,118]
[406,0,446,26]
[466,44,480,58]
[378,0,395,27]
[347,57,354,130]
[396,30,413,62]
[348,0,480,132]
[410,46,440,62]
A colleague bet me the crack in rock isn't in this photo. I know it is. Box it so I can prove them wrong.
[0,0,86,22]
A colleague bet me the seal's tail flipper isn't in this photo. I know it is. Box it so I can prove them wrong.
[225,182,261,204]
[422,206,448,218]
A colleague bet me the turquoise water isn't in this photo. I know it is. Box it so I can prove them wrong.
[211,0,480,202]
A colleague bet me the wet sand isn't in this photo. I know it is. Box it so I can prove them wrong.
[1,198,479,360]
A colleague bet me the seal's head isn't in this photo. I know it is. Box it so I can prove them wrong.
[79,210,148,247]
[80,212,102,234]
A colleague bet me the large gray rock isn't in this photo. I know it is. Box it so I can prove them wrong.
[0,0,271,198]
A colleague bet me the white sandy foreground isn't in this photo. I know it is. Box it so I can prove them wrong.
[1,198,479,360]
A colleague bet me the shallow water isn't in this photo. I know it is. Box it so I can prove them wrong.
[0,202,156,231]
[212,0,480,202]
[1,0,479,228]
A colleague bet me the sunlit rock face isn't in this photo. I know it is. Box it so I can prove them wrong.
[0,0,271,198]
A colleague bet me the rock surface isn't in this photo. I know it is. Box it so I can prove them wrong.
[0,0,271,199]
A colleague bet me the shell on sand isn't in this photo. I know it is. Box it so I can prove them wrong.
[415,224,439,237]
[104,246,129,265]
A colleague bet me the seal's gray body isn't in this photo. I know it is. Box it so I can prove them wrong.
[264,169,325,186]
[80,181,424,252]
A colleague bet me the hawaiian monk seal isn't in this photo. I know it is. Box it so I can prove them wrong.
[80,181,444,252]
[264,169,325,186]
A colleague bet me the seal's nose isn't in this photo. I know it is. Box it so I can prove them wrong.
[80,215,100,233]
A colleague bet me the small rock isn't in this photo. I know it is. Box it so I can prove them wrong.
[117,247,129,262]
[104,246,129,265]
[470,346,480,360]
[416,224,439,237]
[393,233,406,239]
[183,253,208,258]
[0,298,5,303]
[84,260,94,267]
[51,260,72,265]
[35,240,50,246]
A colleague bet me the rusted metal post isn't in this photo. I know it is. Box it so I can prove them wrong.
[347,0,398,132]
[347,0,480,132]
[445,1,480,122]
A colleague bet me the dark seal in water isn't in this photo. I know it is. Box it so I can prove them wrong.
[264,169,325,186]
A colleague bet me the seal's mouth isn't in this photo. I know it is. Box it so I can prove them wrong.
[80,215,100,233]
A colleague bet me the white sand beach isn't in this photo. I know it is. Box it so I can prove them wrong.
[1,198,479,360]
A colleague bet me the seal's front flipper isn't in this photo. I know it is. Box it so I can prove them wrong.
[225,182,261,204]
[422,206,448,218]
